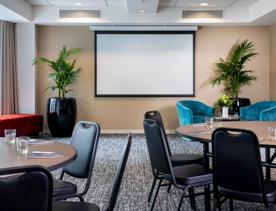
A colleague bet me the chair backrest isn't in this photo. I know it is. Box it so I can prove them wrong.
[144,111,171,156]
[144,118,172,175]
[106,135,132,211]
[0,166,53,211]
[178,100,213,116]
[260,106,276,121]
[212,128,266,201]
[63,121,100,178]
[240,101,276,120]
[254,101,276,110]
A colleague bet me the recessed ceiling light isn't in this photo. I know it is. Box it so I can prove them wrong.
[200,2,209,6]
[75,2,83,6]
[140,10,145,13]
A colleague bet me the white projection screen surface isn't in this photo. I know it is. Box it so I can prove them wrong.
[95,31,195,97]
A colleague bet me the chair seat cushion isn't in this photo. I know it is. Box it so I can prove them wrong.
[220,180,276,203]
[53,179,77,198]
[171,154,203,166]
[53,201,100,211]
[163,164,213,186]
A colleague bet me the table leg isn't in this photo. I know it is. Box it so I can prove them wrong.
[203,142,211,211]
[265,148,271,180]
[203,142,210,169]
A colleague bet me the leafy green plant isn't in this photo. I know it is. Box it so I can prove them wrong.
[211,39,258,99]
[217,95,232,107]
[33,45,81,98]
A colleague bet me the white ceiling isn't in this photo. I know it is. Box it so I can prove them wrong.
[0,4,27,22]
[1,0,276,25]
[26,0,258,9]
[26,0,126,7]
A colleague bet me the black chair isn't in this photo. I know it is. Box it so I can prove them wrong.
[0,136,132,211]
[212,128,276,211]
[0,166,53,211]
[144,111,203,203]
[54,135,132,211]
[144,118,212,211]
[53,121,100,201]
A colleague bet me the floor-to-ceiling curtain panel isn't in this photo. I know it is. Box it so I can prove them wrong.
[0,21,18,114]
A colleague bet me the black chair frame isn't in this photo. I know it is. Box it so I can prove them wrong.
[105,134,131,211]
[144,118,212,211]
[212,127,274,211]
[0,165,53,211]
[54,135,132,211]
[144,111,203,206]
[55,121,101,202]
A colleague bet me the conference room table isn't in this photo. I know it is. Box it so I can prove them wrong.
[0,138,76,171]
[176,121,276,210]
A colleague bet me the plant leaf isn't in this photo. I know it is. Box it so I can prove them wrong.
[211,39,257,98]
[33,46,82,98]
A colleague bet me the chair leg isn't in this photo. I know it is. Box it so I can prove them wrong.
[204,185,211,211]
[79,196,84,202]
[266,203,275,211]
[167,184,172,193]
[59,171,65,180]
[148,174,158,202]
[213,198,222,211]
[150,179,162,211]
[217,199,222,211]
[188,187,197,211]
[177,190,186,211]
[229,199,233,211]
[213,198,218,211]
[213,187,221,211]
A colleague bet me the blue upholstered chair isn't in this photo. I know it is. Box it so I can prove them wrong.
[176,100,214,126]
[240,101,276,121]
[260,106,276,121]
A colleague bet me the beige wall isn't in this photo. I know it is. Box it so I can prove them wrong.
[270,23,276,100]
[37,26,270,131]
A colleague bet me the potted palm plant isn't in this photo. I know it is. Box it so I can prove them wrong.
[33,46,81,137]
[211,39,258,114]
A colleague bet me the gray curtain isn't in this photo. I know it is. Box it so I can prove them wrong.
[0,21,18,114]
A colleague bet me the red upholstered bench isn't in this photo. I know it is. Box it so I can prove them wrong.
[0,114,43,137]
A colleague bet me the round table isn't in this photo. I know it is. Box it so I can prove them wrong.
[176,121,276,147]
[176,121,276,179]
[0,138,76,171]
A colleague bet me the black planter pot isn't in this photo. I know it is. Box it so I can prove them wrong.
[47,97,77,137]
[229,98,251,115]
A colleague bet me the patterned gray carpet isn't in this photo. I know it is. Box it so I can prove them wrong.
[53,134,273,211]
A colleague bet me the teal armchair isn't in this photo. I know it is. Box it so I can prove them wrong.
[260,106,276,121]
[240,101,276,121]
[176,100,214,126]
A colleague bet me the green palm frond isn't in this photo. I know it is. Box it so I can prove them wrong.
[211,39,258,99]
[33,45,81,98]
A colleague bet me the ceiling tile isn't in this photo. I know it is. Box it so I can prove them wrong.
[26,0,126,7]
[231,0,258,6]
[107,0,127,6]
[159,0,257,8]
[46,0,106,7]
[26,0,51,6]
[26,0,258,8]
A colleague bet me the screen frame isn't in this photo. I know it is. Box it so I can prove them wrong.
[94,30,195,97]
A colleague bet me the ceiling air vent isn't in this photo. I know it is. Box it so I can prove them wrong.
[59,10,101,19]
[182,10,223,20]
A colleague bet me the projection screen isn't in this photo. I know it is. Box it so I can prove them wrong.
[95,31,195,97]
